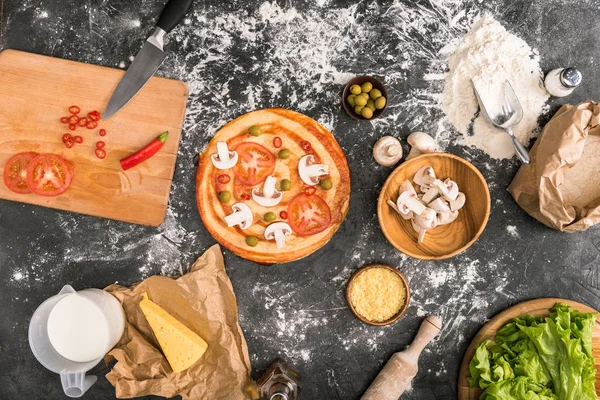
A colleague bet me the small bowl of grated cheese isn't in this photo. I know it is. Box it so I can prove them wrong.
[345,264,410,326]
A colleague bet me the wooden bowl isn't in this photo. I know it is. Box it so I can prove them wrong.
[377,153,490,260]
[342,75,388,120]
[345,264,410,326]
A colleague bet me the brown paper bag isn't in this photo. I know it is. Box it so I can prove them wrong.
[508,101,600,232]
[103,244,253,399]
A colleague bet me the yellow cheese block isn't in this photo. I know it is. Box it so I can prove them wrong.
[139,293,208,373]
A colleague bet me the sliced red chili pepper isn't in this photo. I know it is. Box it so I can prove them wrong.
[69,105,80,114]
[95,148,106,159]
[68,124,77,131]
[304,186,316,196]
[99,129,106,137]
[62,133,72,143]
[280,211,288,219]
[65,138,75,148]
[87,111,101,121]
[74,135,83,144]
[240,193,251,200]
[301,141,312,152]
[68,115,79,125]
[273,137,282,148]
[217,174,231,184]
[86,121,98,129]
[60,117,69,124]
[96,141,105,149]
[119,131,168,171]
[78,117,88,127]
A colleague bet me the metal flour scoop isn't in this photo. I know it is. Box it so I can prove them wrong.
[473,80,531,164]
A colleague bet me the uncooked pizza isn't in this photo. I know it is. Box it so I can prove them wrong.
[196,109,351,264]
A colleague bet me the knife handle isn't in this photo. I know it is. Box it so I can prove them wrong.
[157,0,193,34]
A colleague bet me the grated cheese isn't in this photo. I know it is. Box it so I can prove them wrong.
[349,267,407,322]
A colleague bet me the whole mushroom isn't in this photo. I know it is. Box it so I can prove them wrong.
[406,132,437,160]
[373,136,403,167]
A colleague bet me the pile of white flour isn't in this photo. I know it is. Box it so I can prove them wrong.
[442,15,549,159]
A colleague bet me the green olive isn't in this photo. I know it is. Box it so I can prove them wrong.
[354,95,367,107]
[361,82,373,93]
[347,94,356,107]
[354,106,364,115]
[245,235,259,247]
[248,125,261,136]
[219,190,231,203]
[361,107,374,119]
[280,179,291,191]
[278,149,291,159]
[360,92,370,101]
[375,96,387,109]
[320,179,333,190]
[350,84,361,95]
[366,99,376,111]
[264,212,277,222]
[370,88,382,100]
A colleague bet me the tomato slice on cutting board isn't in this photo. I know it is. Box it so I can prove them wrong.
[287,193,332,236]
[26,154,74,196]
[3,152,39,194]
[232,142,276,186]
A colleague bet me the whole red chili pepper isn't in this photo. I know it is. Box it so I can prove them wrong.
[120,131,168,171]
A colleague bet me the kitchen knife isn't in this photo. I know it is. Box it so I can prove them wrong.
[103,0,193,120]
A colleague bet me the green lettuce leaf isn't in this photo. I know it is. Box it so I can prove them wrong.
[468,302,597,400]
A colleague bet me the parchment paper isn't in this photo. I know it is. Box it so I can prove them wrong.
[508,101,600,232]
[103,244,253,399]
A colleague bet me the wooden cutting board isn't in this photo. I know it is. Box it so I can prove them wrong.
[458,298,600,399]
[0,50,188,226]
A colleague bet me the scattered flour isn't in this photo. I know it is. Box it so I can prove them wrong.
[506,225,519,238]
[442,14,549,159]
[561,135,600,208]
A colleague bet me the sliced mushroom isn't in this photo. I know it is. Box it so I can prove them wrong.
[414,207,437,230]
[411,219,427,243]
[413,166,436,188]
[224,203,253,229]
[388,199,413,220]
[298,155,329,186]
[433,179,459,201]
[421,186,440,205]
[406,132,437,160]
[373,136,403,167]
[398,191,426,216]
[428,198,450,213]
[252,176,282,207]
[211,141,239,170]
[264,222,292,248]
[399,179,417,196]
[449,192,466,211]
[438,210,459,225]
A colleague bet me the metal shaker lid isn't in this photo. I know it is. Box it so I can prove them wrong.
[560,67,582,88]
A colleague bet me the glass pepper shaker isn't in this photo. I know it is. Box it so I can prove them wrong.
[544,67,582,97]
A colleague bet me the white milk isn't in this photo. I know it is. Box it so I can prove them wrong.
[47,293,110,363]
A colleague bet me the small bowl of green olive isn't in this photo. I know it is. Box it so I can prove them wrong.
[342,76,388,120]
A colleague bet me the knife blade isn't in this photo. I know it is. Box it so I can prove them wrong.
[103,0,193,120]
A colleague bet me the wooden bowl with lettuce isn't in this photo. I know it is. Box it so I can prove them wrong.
[458,298,600,400]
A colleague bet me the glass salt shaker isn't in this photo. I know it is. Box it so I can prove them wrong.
[544,67,582,97]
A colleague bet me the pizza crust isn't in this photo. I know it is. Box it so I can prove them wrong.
[196,108,351,264]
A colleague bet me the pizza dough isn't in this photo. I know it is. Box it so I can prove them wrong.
[196,109,351,264]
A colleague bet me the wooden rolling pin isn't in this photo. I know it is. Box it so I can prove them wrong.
[361,316,443,400]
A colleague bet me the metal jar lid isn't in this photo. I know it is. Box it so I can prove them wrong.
[560,67,582,88]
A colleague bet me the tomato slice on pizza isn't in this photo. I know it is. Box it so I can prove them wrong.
[287,193,332,236]
[232,142,276,186]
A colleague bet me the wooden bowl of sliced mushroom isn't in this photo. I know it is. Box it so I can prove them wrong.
[377,153,490,260]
